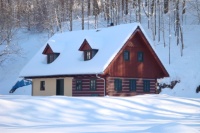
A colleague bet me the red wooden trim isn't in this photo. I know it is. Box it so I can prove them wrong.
[42,44,53,54]
[78,39,92,51]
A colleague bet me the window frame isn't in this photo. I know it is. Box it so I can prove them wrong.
[47,53,60,64]
[84,50,91,60]
[90,79,96,91]
[123,50,130,61]
[40,81,45,91]
[86,51,91,60]
[76,80,82,91]
[143,80,150,92]
[84,49,98,61]
[114,79,122,92]
[129,79,136,92]
[137,51,144,62]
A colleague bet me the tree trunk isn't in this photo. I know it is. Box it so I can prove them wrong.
[82,0,84,30]
[138,0,141,23]
[69,0,73,31]
[164,0,169,14]
[125,0,128,15]
[176,0,180,45]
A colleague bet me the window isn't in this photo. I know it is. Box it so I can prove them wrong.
[91,94,99,96]
[47,53,59,64]
[137,52,144,62]
[129,79,136,91]
[90,79,96,91]
[84,51,91,60]
[114,79,122,91]
[76,80,82,90]
[143,80,150,92]
[48,54,54,63]
[40,81,45,91]
[86,51,91,60]
[124,50,130,61]
[84,49,98,61]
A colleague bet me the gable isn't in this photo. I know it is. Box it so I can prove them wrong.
[42,44,53,54]
[79,39,92,51]
[136,27,169,77]
[104,28,169,78]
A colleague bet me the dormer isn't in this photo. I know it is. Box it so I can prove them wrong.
[42,44,60,64]
[79,39,98,61]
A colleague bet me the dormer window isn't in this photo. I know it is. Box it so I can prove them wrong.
[47,53,60,64]
[79,39,98,61]
[42,44,60,64]
[84,50,98,61]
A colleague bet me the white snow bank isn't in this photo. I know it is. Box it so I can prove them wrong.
[146,122,200,133]
[0,94,199,133]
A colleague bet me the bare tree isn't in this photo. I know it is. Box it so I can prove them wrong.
[164,0,169,14]
[69,0,73,31]
[82,0,85,30]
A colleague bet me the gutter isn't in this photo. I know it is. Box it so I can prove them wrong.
[96,74,106,96]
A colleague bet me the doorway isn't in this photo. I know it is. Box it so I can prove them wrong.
[56,79,64,95]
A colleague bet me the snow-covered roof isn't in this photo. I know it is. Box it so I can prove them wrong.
[20,23,159,77]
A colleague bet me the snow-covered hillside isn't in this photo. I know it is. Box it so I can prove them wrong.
[0,94,199,133]
[156,25,200,98]
[0,30,48,95]
[0,23,200,97]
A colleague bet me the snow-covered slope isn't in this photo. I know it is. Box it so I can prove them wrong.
[0,94,199,133]
[0,22,200,97]
[0,30,48,95]
[155,25,200,98]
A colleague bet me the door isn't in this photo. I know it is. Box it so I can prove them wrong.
[56,79,64,95]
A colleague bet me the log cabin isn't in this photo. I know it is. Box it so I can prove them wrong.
[20,23,169,96]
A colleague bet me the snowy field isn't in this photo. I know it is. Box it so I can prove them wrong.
[0,94,200,133]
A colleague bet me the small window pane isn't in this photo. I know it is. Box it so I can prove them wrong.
[114,79,122,91]
[129,79,136,91]
[90,79,96,91]
[143,80,150,92]
[76,80,82,90]
[124,51,130,61]
[138,52,144,62]
[87,51,91,60]
[40,81,45,91]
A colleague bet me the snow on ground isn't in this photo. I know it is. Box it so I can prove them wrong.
[0,94,199,133]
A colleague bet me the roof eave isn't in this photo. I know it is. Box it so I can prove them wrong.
[21,72,104,79]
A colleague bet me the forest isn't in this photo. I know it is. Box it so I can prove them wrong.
[0,0,200,64]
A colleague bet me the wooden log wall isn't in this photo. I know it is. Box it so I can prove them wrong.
[106,77,156,96]
[72,75,105,96]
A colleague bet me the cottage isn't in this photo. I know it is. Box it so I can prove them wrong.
[20,23,169,96]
